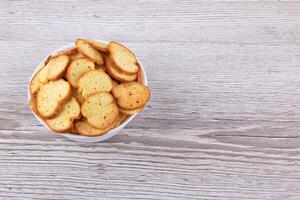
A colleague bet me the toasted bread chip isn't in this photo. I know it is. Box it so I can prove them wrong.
[78,70,112,98]
[75,114,126,136]
[30,62,49,95]
[36,79,71,119]
[67,58,95,88]
[76,39,104,65]
[47,55,70,80]
[112,82,150,109]
[108,41,139,74]
[81,92,118,129]
[30,55,69,94]
[46,97,80,132]
[105,56,137,82]
[85,38,109,53]
[69,52,85,62]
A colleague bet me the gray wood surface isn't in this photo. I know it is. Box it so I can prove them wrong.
[1,0,300,199]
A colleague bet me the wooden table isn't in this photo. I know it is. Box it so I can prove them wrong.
[1,0,300,199]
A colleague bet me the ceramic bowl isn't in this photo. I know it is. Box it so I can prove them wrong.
[28,40,147,142]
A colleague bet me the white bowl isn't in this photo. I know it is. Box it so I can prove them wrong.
[28,40,147,142]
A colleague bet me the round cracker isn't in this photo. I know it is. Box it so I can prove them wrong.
[76,39,104,65]
[105,56,137,82]
[81,92,119,129]
[112,82,150,110]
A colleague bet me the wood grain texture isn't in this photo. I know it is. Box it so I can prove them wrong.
[1,0,300,199]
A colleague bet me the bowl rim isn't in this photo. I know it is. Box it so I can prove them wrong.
[28,40,148,142]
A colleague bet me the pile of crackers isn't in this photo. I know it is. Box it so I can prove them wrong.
[29,39,150,136]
